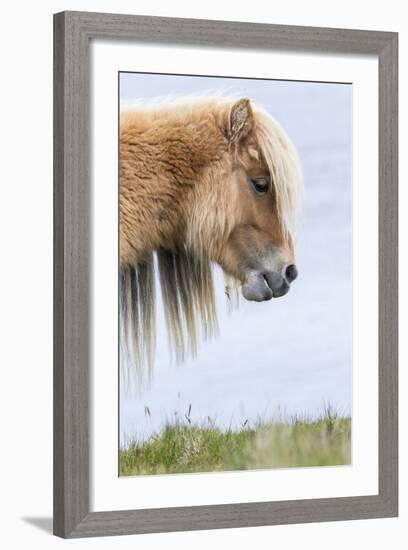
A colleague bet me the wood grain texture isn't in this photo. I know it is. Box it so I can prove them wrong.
[378,35,398,513]
[53,11,398,538]
[53,11,90,537]
[64,10,395,54]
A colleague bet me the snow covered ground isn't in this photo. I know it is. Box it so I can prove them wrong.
[119,73,352,443]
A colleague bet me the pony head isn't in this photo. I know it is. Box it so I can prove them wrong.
[183,97,303,302]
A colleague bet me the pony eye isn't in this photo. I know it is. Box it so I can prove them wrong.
[249,178,268,195]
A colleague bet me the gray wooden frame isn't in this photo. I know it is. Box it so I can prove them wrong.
[53,10,398,538]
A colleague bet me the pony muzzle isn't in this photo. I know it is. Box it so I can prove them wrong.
[241,267,295,302]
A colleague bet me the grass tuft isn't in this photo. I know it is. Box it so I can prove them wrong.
[120,411,351,476]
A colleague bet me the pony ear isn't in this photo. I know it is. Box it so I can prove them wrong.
[228,98,253,143]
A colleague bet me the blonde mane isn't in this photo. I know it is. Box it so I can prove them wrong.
[253,108,303,240]
[120,97,302,386]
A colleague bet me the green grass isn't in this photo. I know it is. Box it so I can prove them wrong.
[120,411,351,476]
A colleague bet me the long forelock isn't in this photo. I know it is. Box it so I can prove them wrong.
[253,109,303,243]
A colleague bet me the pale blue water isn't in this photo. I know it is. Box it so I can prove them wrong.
[119,73,352,444]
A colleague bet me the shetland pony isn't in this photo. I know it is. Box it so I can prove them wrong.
[120,97,302,382]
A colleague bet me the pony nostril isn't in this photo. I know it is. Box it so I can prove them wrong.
[285,264,298,283]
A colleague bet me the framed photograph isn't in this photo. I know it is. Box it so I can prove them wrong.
[53,11,398,538]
